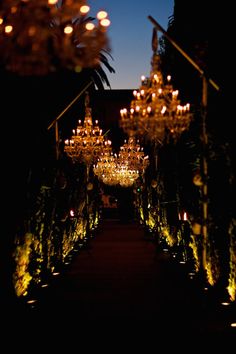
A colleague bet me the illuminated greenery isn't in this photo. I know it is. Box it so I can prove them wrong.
[12,163,101,299]
[189,234,200,272]
[13,233,33,297]
[133,141,235,302]
[227,218,236,301]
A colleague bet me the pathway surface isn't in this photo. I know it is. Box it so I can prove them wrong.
[5,218,236,348]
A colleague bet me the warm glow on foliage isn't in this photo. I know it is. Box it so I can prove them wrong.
[13,233,33,297]
[205,248,220,286]
[227,283,236,302]
[227,219,236,301]
[146,214,156,230]
[189,235,200,272]
[161,227,176,247]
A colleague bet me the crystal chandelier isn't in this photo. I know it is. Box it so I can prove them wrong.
[93,150,141,188]
[93,140,116,181]
[93,153,118,186]
[116,164,140,187]
[64,91,106,165]
[96,161,140,187]
[119,29,192,144]
[118,137,149,173]
[0,1,110,75]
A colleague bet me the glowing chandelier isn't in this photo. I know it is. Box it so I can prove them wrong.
[119,29,192,144]
[118,137,149,173]
[93,149,116,182]
[116,164,140,187]
[95,159,140,188]
[93,150,141,188]
[64,91,107,165]
[0,0,110,75]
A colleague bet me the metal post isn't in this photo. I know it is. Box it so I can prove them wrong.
[55,121,59,160]
[86,164,90,239]
[201,76,208,271]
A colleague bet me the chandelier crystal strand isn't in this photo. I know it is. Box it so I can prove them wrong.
[0,1,110,75]
[119,28,193,144]
[64,91,105,165]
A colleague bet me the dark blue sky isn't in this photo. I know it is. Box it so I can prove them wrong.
[89,0,174,89]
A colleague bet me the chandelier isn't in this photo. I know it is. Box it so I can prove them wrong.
[115,164,140,187]
[64,91,106,165]
[0,1,110,75]
[93,149,116,182]
[93,137,149,188]
[119,29,192,144]
[94,156,140,188]
[118,137,149,173]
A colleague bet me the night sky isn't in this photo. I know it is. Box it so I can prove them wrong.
[89,0,174,89]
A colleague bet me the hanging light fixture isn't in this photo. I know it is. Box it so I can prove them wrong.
[115,164,140,187]
[119,28,192,144]
[0,1,111,75]
[93,143,116,180]
[94,152,118,186]
[93,150,143,188]
[64,91,106,165]
[118,136,149,173]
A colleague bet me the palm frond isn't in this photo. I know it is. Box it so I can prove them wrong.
[89,69,106,90]
[100,52,116,74]
[95,66,112,88]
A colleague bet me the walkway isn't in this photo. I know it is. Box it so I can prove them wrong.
[5,217,236,348]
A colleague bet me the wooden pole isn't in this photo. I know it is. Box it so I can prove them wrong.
[201,76,208,271]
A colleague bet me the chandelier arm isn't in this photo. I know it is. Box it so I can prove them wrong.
[102,129,111,138]
[146,90,153,102]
